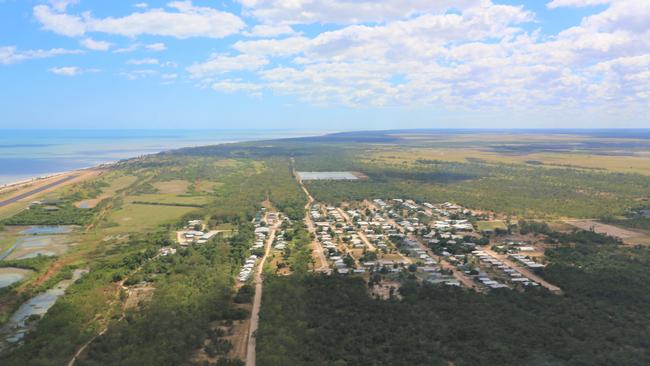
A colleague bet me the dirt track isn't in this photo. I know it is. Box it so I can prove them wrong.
[245,216,279,366]
[565,220,644,240]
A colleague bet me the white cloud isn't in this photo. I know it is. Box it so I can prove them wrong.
[127,58,159,65]
[0,46,82,65]
[187,54,269,77]
[34,1,245,39]
[233,36,309,56]
[244,24,294,37]
[49,66,98,76]
[238,0,484,25]
[196,0,650,111]
[146,42,167,51]
[134,2,149,8]
[212,80,263,94]
[547,0,612,9]
[33,5,86,37]
[112,42,167,53]
[81,37,111,51]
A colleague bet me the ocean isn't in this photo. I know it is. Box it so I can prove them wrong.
[0,129,321,185]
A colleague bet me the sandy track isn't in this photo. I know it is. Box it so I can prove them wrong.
[245,216,279,366]
[292,161,330,272]
[565,219,645,240]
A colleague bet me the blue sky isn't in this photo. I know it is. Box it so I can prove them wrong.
[1,0,648,130]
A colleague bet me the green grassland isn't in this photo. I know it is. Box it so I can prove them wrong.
[475,220,508,231]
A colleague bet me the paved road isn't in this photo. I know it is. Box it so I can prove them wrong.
[483,247,562,294]
[0,175,78,207]
[245,217,278,366]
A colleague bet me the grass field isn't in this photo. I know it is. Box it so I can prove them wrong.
[476,220,508,231]
[367,147,650,175]
[153,180,190,195]
[104,203,197,233]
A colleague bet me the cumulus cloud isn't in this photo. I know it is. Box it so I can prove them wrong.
[81,37,111,51]
[33,5,86,36]
[34,1,245,39]
[202,0,650,110]
[49,66,98,76]
[146,42,167,51]
[187,54,269,78]
[16,0,650,114]
[0,46,82,65]
[127,58,159,65]
[244,24,295,37]
[547,0,612,9]
[238,0,484,24]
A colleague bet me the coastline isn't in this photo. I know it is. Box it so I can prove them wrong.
[0,163,115,194]
[0,129,330,197]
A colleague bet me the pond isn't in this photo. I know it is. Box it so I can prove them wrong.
[0,226,76,261]
[0,268,34,289]
[0,269,88,349]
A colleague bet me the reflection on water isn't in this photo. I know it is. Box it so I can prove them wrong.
[0,269,88,350]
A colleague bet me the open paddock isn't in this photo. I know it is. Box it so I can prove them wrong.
[153,180,190,195]
[105,203,198,233]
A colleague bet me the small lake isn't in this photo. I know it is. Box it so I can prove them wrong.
[0,269,88,349]
[0,268,34,288]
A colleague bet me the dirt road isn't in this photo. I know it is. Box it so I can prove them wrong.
[387,217,482,292]
[292,162,330,272]
[410,234,483,292]
[565,219,649,245]
[245,216,278,366]
[482,247,562,294]
[336,208,377,252]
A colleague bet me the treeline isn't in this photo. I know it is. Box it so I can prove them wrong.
[2,203,94,226]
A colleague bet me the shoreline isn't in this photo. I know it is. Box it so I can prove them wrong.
[0,163,115,194]
[0,130,327,192]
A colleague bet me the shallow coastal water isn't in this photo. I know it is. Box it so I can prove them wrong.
[0,129,320,185]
